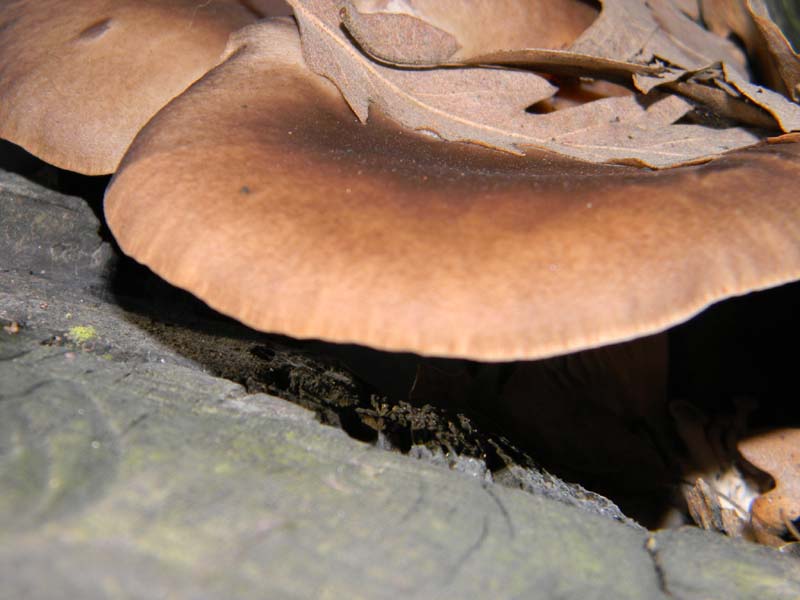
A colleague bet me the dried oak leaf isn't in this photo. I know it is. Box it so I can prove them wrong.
[738,428,800,547]
[674,0,700,20]
[645,0,747,72]
[343,0,600,66]
[702,0,800,101]
[748,0,800,101]
[719,62,800,131]
[287,0,764,167]
[342,0,744,78]
[290,0,566,156]
[701,0,755,43]
[342,0,790,132]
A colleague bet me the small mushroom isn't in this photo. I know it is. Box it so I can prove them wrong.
[105,19,800,361]
[0,1,287,175]
[738,427,800,546]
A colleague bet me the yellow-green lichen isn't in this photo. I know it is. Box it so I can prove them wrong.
[67,325,97,344]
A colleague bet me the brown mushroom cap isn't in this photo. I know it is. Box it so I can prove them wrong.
[0,0,273,175]
[105,20,800,361]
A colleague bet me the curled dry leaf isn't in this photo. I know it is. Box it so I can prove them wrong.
[289,0,800,167]
[288,0,560,156]
[287,0,785,167]
[748,0,800,101]
[339,9,461,66]
[674,0,700,20]
[720,62,800,131]
[344,0,746,79]
[738,428,800,547]
[344,0,599,65]
[646,0,747,71]
[701,0,756,44]
[342,0,666,90]
[353,0,778,131]
[702,0,800,100]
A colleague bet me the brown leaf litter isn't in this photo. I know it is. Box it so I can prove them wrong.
[287,0,800,167]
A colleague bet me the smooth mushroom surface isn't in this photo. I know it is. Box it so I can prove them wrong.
[105,19,800,361]
[0,0,284,175]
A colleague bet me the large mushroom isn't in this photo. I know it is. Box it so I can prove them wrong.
[104,18,800,362]
[0,0,289,175]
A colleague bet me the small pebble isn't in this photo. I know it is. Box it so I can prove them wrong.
[2,321,20,334]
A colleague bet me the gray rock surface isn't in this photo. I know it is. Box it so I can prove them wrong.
[1,168,799,598]
[651,528,800,599]
[0,167,640,526]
